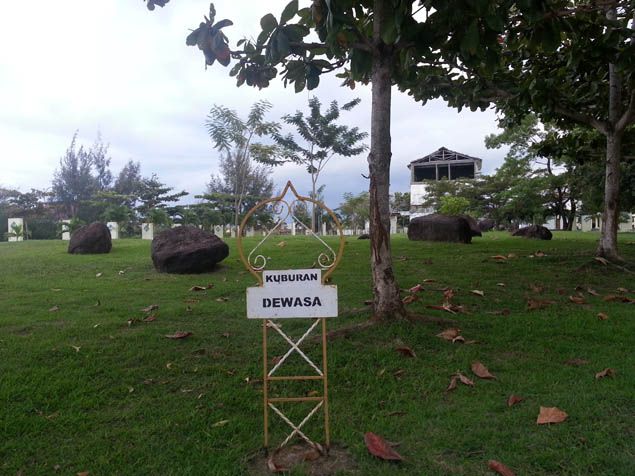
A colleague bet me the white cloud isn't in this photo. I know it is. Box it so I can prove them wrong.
[0,1,506,207]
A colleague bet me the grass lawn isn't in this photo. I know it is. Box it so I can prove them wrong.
[1,232,634,475]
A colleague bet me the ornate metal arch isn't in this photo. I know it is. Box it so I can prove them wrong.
[237,181,345,286]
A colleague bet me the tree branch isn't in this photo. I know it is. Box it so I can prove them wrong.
[554,105,609,135]
[615,89,635,133]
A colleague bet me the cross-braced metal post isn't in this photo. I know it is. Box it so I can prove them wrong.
[262,318,330,452]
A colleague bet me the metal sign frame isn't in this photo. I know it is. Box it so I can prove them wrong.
[237,181,345,453]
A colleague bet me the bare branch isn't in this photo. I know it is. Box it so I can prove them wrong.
[554,105,609,135]
[615,89,635,133]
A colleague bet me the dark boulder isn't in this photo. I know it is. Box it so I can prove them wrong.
[358,234,370,240]
[459,215,482,238]
[478,218,496,232]
[68,222,112,254]
[151,226,229,274]
[407,214,481,244]
[512,225,553,240]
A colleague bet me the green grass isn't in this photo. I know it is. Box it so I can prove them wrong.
[1,232,634,475]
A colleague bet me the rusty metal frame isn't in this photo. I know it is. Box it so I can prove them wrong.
[237,181,344,453]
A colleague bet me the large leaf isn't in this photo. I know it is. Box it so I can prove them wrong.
[280,0,298,25]
[364,432,403,461]
[260,13,278,35]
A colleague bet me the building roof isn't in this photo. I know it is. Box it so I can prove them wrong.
[407,147,483,168]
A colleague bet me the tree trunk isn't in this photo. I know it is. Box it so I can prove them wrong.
[597,20,623,261]
[368,0,405,321]
[596,130,622,261]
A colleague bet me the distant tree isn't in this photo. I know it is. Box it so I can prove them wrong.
[274,97,368,231]
[338,192,370,232]
[136,173,188,222]
[51,132,114,219]
[114,160,143,209]
[206,100,281,227]
[439,196,471,216]
[202,150,274,228]
[485,115,580,229]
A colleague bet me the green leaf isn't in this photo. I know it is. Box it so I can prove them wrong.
[294,76,306,93]
[381,19,398,44]
[212,19,233,32]
[260,13,278,35]
[460,20,479,55]
[186,28,200,47]
[306,74,320,90]
[280,0,298,25]
[275,31,290,59]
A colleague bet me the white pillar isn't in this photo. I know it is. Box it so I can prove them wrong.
[107,222,119,239]
[321,222,327,236]
[364,220,370,234]
[231,226,237,238]
[142,223,154,240]
[247,227,255,237]
[61,220,71,240]
[390,215,398,235]
[7,218,24,242]
[291,222,296,236]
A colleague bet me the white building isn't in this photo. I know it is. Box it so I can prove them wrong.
[408,147,482,218]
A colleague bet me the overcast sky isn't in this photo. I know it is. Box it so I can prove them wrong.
[0,1,507,208]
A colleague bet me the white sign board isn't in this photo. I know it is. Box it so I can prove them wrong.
[247,269,337,319]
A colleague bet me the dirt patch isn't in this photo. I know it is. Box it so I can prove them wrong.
[247,443,357,475]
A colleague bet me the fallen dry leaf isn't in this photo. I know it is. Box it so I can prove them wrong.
[393,369,405,380]
[537,406,568,424]
[189,285,207,292]
[595,368,615,379]
[529,284,544,294]
[48,305,60,312]
[402,295,419,305]
[534,250,546,257]
[446,375,458,392]
[276,241,286,248]
[603,294,635,303]
[507,395,524,407]
[409,284,423,293]
[564,358,589,366]
[491,255,508,261]
[443,288,455,303]
[215,297,229,302]
[487,459,516,476]
[496,282,506,287]
[395,346,416,358]
[364,432,404,461]
[457,372,475,387]
[471,361,496,380]
[143,315,157,322]
[616,287,629,293]
[452,335,465,344]
[470,289,485,297]
[526,298,556,311]
[212,419,229,427]
[569,295,586,305]
[507,253,517,258]
[70,345,81,353]
[487,309,511,316]
[141,304,158,313]
[597,312,609,321]
[422,278,436,283]
[437,328,461,341]
[95,273,102,278]
[165,331,192,340]
[586,288,600,296]
[267,453,289,473]
[594,256,609,266]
